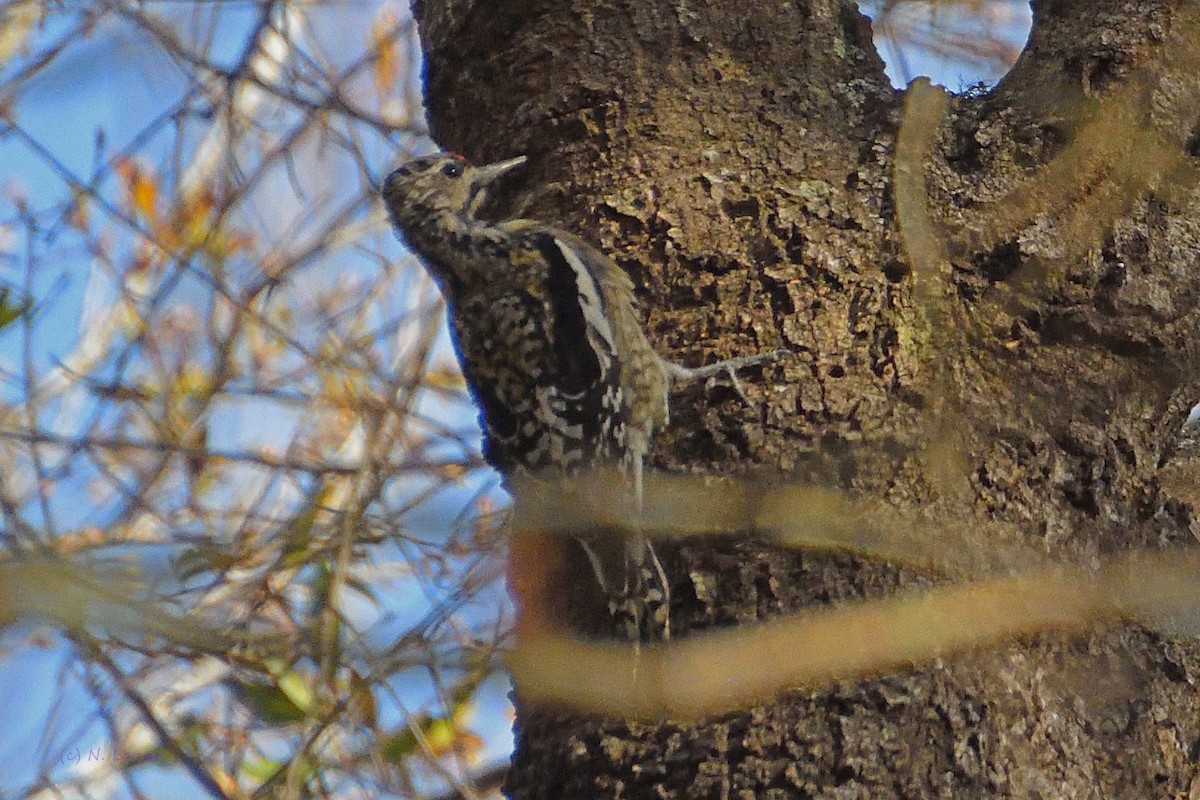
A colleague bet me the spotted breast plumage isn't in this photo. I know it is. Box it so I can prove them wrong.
[382,151,782,640]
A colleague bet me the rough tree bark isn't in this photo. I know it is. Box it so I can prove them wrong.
[410,0,1200,797]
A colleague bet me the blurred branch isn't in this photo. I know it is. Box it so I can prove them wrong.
[511,545,1200,721]
[0,1,503,797]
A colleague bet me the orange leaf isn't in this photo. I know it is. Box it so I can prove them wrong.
[67,188,89,230]
[175,187,215,250]
[371,8,400,94]
[116,158,159,223]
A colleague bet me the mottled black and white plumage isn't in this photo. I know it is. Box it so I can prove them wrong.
[382,152,780,640]
[382,154,667,485]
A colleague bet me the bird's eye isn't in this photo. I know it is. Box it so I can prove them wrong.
[393,165,412,177]
[442,161,464,178]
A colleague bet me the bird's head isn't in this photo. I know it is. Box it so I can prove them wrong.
[382,152,527,233]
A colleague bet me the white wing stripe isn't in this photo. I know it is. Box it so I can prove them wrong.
[553,239,618,370]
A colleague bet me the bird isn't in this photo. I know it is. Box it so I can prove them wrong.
[381,151,784,640]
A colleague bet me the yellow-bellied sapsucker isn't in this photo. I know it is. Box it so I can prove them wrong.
[382,152,782,641]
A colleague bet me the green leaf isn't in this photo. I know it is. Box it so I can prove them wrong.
[230,678,309,725]
[0,286,32,331]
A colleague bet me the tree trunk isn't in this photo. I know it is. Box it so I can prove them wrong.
[411,0,1200,796]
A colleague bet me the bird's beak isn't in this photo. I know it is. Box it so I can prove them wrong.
[466,156,527,217]
[471,155,527,187]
